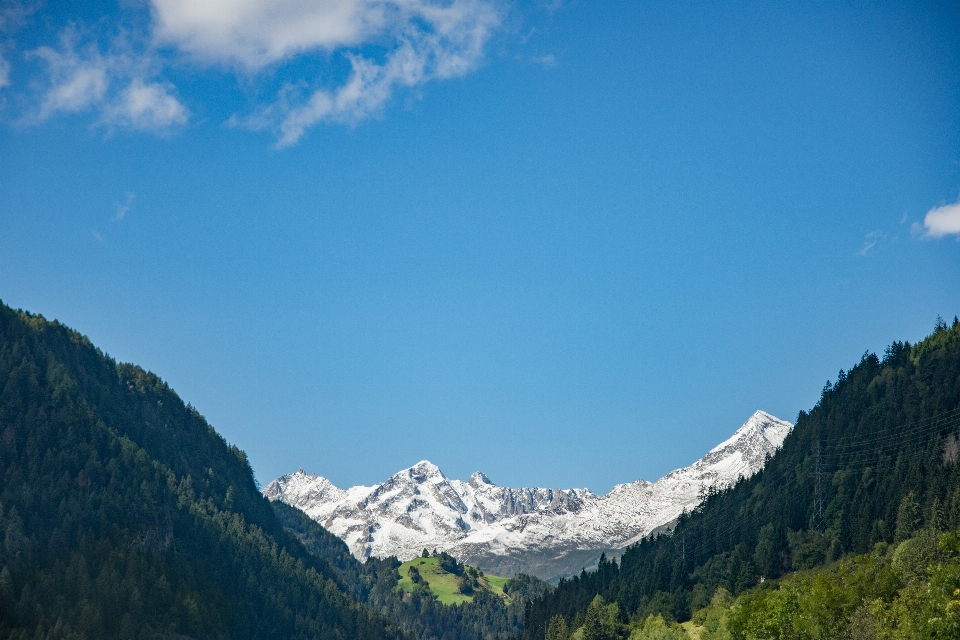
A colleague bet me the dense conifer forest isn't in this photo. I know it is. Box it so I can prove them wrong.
[0,300,546,640]
[3,297,959,640]
[523,317,960,639]
[0,302,405,639]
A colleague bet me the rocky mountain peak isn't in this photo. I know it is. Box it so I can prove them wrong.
[402,460,446,482]
[704,411,793,464]
[264,410,793,580]
[469,471,494,487]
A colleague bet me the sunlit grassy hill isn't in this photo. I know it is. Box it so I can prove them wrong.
[397,554,512,605]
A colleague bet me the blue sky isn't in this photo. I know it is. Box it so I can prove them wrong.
[1,0,958,493]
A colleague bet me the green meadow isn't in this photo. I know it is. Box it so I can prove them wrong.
[396,556,510,605]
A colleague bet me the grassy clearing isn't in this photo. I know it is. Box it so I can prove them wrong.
[398,557,468,605]
[396,556,510,605]
[484,574,509,593]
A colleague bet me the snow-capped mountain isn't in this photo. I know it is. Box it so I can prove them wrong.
[264,410,792,580]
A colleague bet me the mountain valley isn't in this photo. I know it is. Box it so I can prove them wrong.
[3,299,959,640]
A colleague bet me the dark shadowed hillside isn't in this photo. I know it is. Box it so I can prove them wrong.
[0,302,404,639]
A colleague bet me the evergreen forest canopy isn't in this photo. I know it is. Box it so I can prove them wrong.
[0,301,406,639]
[2,296,960,640]
[523,316,960,640]
[0,300,547,640]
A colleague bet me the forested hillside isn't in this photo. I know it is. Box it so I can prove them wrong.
[0,302,404,639]
[273,501,551,640]
[533,525,960,639]
[524,317,960,639]
[5,298,957,640]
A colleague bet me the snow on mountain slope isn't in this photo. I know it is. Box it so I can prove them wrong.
[263,410,793,580]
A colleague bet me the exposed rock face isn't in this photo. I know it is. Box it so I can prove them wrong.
[264,410,793,581]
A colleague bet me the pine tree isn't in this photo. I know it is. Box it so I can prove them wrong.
[545,615,569,640]
[581,596,606,640]
[929,497,944,531]
[895,492,921,542]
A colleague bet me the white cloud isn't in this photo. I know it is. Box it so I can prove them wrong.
[28,29,188,130]
[103,80,188,129]
[154,0,500,145]
[921,198,960,238]
[15,0,503,143]
[269,31,478,146]
[151,0,499,70]
[31,37,110,118]
[151,0,387,70]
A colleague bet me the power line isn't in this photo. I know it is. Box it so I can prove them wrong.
[630,408,960,567]
[826,405,960,444]
[812,439,825,535]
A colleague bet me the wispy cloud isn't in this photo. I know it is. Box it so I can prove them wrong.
[5,0,506,144]
[115,191,135,220]
[30,34,110,119]
[260,24,496,147]
[857,230,886,256]
[919,198,960,239]
[187,0,502,146]
[25,28,188,130]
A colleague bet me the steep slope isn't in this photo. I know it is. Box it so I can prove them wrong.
[522,318,960,638]
[0,303,403,640]
[265,411,792,579]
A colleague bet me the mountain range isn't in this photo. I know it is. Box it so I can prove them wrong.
[264,410,793,580]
